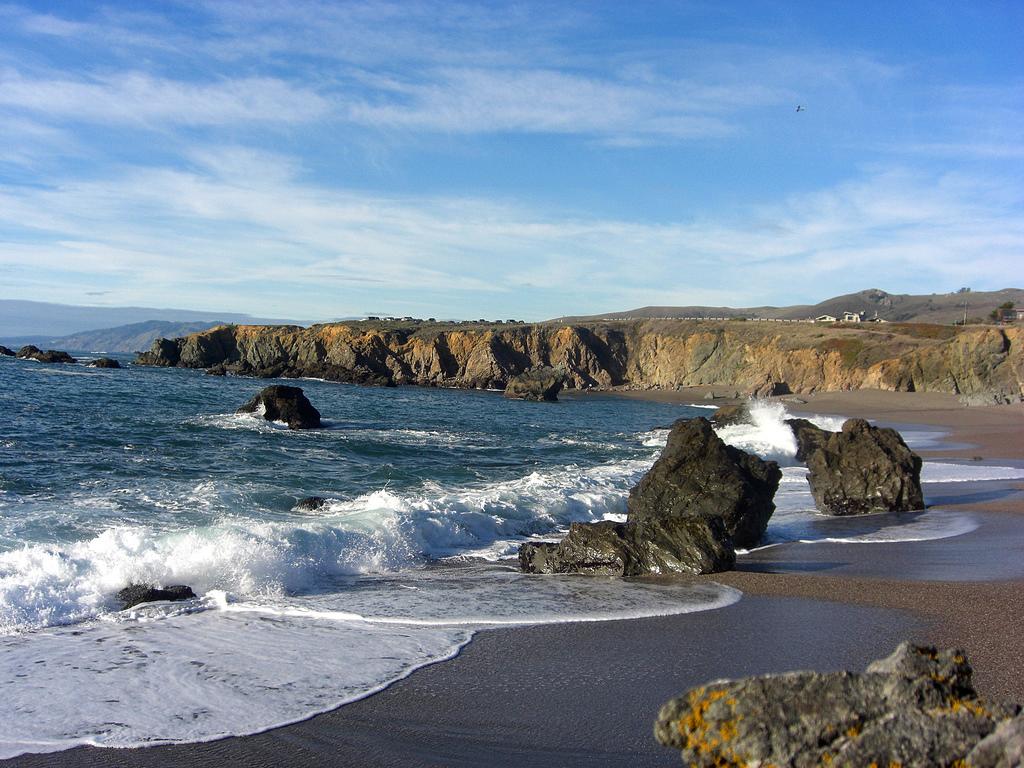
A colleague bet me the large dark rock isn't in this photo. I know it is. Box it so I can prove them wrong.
[89,357,121,369]
[709,403,750,427]
[237,385,322,429]
[655,643,1020,768]
[118,584,196,609]
[503,366,564,401]
[627,417,781,548]
[17,345,76,363]
[790,417,924,515]
[519,515,735,576]
[135,337,181,367]
[0,345,13,356]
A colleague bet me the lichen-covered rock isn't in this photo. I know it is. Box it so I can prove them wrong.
[968,714,1024,767]
[627,417,781,548]
[655,643,1021,768]
[794,418,924,515]
[518,515,735,576]
[17,345,76,363]
[118,584,196,609]
[236,385,322,429]
[89,357,121,369]
[503,366,564,401]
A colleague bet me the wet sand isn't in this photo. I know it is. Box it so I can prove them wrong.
[6,390,1024,767]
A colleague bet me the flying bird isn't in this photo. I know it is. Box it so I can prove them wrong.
[795,105,806,112]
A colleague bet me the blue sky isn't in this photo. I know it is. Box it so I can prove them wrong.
[0,1,1021,322]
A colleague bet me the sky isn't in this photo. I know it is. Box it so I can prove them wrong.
[0,1,1021,322]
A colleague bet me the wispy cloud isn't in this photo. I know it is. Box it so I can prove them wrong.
[0,148,1019,317]
[0,70,329,126]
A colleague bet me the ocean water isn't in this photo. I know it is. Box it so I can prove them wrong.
[1,357,1020,757]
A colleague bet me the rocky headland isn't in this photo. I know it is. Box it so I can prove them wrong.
[134,319,1023,404]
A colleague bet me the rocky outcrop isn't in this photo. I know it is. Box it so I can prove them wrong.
[518,516,735,576]
[133,321,1024,404]
[628,418,781,548]
[237,385,322,429]
[503,366,564,401]
[519,418,778,576]
[118,584,196,609]
[791,418,924,515]
[709,403,749,427]
[0,345,13,356]
[655,642,1020,768]
[89,357,121,369]
[17,345,76,363]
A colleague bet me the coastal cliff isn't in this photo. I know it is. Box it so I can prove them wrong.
[135,320,1024,404]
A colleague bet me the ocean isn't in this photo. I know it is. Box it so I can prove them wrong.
[2,354,1021,758]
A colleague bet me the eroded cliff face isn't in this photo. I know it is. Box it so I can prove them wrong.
[135,321,1024,404]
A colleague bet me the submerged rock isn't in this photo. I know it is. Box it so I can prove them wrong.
[17,345,76,363]
[519,516,735,576]
[790,417,924,515]
[503,366,564,401]
[293,496,329,512]
[0,345,14,356]
[89,357,121,369]
[627,417,781,548]
[118,584,196,609]
[655,642,1020,768]
[236,385,322,429]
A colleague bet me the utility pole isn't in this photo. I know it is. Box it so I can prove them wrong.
[961,287,970,325]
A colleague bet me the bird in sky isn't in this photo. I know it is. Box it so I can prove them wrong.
[796,105,806,112]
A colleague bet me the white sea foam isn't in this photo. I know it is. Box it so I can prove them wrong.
[0,574,739,758]
[0,453,661,635]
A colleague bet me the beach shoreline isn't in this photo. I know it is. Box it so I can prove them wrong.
[6,388,1024,767]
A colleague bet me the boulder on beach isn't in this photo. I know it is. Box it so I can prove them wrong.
[17,345,76,363]
[518,417,779,577]
[118,584,196,609]
[655,642,1020,768]
[0,345,14,357]
[519,515,735,576]
[236,385,322,429]
[627,417,781,548]
[747,377,791,398]
[789,417,924,515]
[503,366,564,401]
[89,357,121,369]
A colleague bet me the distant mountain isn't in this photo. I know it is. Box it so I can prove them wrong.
[0,300,304,339]
[44,320,234,354]
[553,288,1024,325]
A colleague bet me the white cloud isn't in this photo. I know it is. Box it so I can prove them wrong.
[0,70,330,126]
[0,151,1020,317]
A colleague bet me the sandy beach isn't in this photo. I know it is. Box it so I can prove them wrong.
[7,389,1024,767]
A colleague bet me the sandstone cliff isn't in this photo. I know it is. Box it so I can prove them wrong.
[135,320,1024,404]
